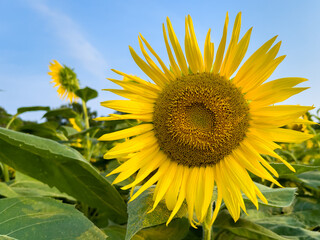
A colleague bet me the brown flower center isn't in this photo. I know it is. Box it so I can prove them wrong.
[153,72,250,167]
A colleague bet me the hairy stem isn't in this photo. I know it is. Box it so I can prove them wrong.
[81,100,91,161]
[203,201,214,240]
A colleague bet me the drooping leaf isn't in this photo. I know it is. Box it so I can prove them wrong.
[43,108,78,118]
[1,171,75,201]
[135,218,189,240]
[126,187,188,240]
[75,87,98,102]
[297,170,320,189]
[17,106,50,114]
[103,225,127,240]
[270,163,320,176]
[243,183,296,207]
[104,219,189,240]
[0,127,127,224]
[18,122,66,141]
[291,197,320,228]
[59,125,79,137]
[0,182,19,198]
[213,210,288,240]
[243,197,320,240]
[0,197,107,240]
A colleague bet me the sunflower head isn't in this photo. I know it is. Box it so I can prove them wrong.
[98,13,313,228]
[48,60,80,103]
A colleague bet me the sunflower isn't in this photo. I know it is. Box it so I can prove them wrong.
[48,60,80,103]
[97,13,313,227]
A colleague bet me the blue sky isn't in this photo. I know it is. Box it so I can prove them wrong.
[0,0,319,121]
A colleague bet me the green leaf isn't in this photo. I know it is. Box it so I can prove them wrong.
[297,170,320,189]
[126,187,188,240]
[103,225,127,240]
[0,127,127,224]
[68,126,100,138]
[18,122,66,141]
[2,171,75,201]
[260,224,320,240]
[60,125,79,137]
[135,218,189,240]
[17,106,50,114]
[213,210,288,240]
[0,182,19,198]
[244,183,296,207]
[75,87,98,102]
[43,108,78,118]
[0,197,107,240]
[243,197,320,240]
[291,197,320,228]
[270,163,320,176]
[104,216,189,240]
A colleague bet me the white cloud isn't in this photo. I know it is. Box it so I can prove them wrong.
[28,1,108,79]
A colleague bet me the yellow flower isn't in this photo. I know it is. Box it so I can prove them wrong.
[48,60,80,103]
[69,118,82,132]
[98,13,313,227]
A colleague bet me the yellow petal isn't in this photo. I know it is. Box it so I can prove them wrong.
[111,69,160,90]
[107,145,159,176]
[105,89,155,103]
[149,161,177,212]
[209,166,223,226]
[98,124,154,141]
[106,78,160,99]
[101,100,154,114]
[130,159,171,202]
[204,29,214,72]
[185,17,198,73]
[166,17,189,75]
[234,145,281,187]
[224,156,259,208]
[165,163,184,210]
[138,36,170,86]
[129,46,167,87]
[195,167,206,222]
[241,55,286,93]
[220,12,242,76]
[241,140,279,177]
[233,35,278,85]
[248,137,295,172]
[246,77,308,99]
[187,15,204,72]
[200,166,214,222]
[186,167,200,228]
[139,34,176,81]
[104,131,157,158]
[162,23,181,76]
[250,105,314,128]
[212,12,229,74]
[224,27,252,79]
[258,128,313,143]
[94,113,153,122]
[121,150,166,189]
[166,166,189,225]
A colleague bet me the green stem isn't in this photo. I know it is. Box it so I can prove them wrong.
[6,113,19,129]
[1,113,20,181]
[2,164,10,182]
[203,201,214,240]
[81,101,91,161]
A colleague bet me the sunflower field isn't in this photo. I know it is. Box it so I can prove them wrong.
[1,12,320,240]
